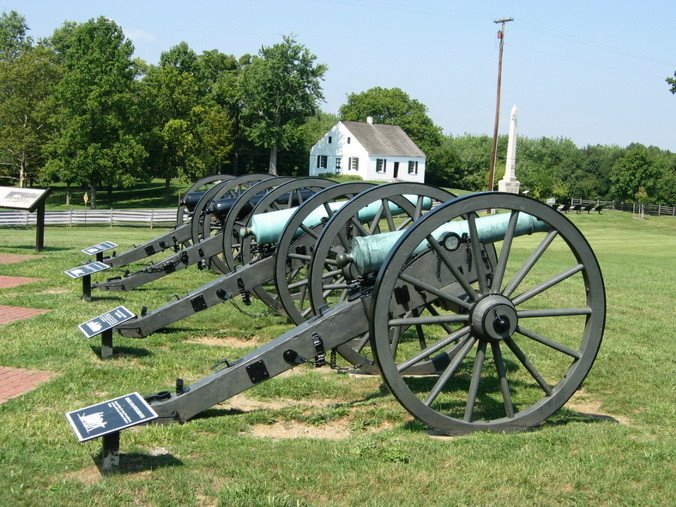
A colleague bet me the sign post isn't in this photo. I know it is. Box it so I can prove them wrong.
[65,261,111,301]
[78,306,136,358]
[0,186,52,251]
[65,392,158,472]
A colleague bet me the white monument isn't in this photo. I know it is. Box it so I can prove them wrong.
[498,104,521,194]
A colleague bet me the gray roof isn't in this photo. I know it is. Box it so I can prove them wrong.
[341,121,425,157]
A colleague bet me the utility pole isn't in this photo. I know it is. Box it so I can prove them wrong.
[487,17,514,191]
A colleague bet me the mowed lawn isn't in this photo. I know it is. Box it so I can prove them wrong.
[0,209,674,506]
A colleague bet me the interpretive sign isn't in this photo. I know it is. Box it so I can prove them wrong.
[0,186,52,250]
[81,241,117,256]
[0,186,51,212]
[78,306,135,339]
[66,392,158,442]
[65,261,110,279]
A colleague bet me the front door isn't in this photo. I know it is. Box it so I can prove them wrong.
[393,162,399,179]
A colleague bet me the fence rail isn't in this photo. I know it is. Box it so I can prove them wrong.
[571,198,674,216]
[0,208,177,228]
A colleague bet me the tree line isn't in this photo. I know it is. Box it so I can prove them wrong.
[0,11,673,207]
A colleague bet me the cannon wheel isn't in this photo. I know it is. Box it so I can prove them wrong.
[371,192,606,434]
[217,177,295,276]
[176,174,233,227]
[273,182,375,324]
[191,174,274,249]
[307,183,460,373]
[237,178,338,312]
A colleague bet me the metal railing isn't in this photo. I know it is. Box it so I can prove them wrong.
[0,208,177,228]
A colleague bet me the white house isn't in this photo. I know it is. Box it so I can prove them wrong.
[308,118,426,183]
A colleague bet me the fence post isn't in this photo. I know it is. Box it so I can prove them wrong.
[150,209,154,229]
[110,208,114,227]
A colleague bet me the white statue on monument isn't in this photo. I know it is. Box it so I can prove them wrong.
[498,104,521,194]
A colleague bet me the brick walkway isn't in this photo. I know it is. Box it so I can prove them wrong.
[0,305,49,325]
[0,254,41,265]
[0,366,54,404]
[0,275,43,289]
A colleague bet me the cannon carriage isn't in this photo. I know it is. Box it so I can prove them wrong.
[68,187,606,470]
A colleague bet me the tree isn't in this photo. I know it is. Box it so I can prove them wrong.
[138,43,234,195]
[0,46,61,187]
[0,10,31,61]
[339,87,443,157]
[240,35,326,175]
[47,17,145,208]
[610,144,663,202]
[667,71,676,94]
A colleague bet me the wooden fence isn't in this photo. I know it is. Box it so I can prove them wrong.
[571,199,675,216]
[0,208,177,228]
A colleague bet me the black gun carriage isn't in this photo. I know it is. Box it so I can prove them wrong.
[68,189,606,470]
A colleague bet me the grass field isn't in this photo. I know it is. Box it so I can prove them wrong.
[0,209,674,505]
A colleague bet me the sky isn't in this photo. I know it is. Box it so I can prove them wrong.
[4,0,675,151]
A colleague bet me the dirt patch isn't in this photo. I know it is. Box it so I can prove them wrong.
[249,420,351,440]
[567,390,631,425]
[63,465,101,485]
[186,336,262,348]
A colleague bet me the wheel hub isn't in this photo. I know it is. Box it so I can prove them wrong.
[470,295,517,341]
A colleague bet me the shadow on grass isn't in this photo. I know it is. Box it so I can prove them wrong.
[399,407,620,435]
[95,452,183,475]
[90,345,153,358]
[86,295,124,302]
[5,244,70,252]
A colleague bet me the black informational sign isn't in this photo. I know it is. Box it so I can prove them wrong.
[0,186,52,251]
[0,186,51,212]
[64,261,110,279]
[65,392,158,442]
[81,241,117,255]
[78,306,135,338]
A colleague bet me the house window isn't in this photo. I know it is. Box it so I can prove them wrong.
[376,158,387,173]
[349,157,359,171]
[347,137,351,144]
[328,136,332,144]
[316,155,327,169]
[408,161,418,175]
[335,158,342,170]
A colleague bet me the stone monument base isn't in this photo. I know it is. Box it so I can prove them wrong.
[498,179,521,194]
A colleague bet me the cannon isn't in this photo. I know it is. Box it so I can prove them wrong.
[79,182,451,357]
[68,191,605,469]
[100,174,234,269]
[67,175,237,300]
[91,174,280,292]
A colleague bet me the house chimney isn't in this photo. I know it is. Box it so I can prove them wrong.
[366,116,373,125]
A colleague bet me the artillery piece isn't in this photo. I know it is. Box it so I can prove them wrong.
[79,182,451,357]
[98,174,234,269]
[68,191,605,469]
[91,174,283,292]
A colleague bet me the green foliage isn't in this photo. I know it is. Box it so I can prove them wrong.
[240,35,327,175]
[610,144,669,202]
[339,86,443,157]
[0,10,31,61]
[0,45,61,186]
[46,17,145,207]
[667,71,676,94]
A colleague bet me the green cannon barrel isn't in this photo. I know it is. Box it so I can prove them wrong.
[244,195,433,246]
[347,212,551,275]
